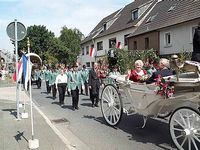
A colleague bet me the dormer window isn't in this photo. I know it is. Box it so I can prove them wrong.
[146,13,158,24]
[168,5,176,12]
[132,9,138,20]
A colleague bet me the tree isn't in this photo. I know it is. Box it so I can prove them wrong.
[59,26,84,64]
[18,25,55,61]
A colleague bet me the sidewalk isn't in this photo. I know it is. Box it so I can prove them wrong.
[0,81,71,150]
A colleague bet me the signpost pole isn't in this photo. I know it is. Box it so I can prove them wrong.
[14,19,20,120]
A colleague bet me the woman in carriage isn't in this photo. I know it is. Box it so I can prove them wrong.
[127,59,148,82]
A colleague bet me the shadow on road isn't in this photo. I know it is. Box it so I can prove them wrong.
[83,113,176,150]
[61,105,74,110]
[2,108,17,118]
[117,115,176,150]
[14,131,28,143]
[51,101,60,106]
[81,98,91,101]
[81,102,93,108]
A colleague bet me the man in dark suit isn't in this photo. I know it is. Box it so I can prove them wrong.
[192,22,200,62]
[146,58,175,84]
[88,63,101,107]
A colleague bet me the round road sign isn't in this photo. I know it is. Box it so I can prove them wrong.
[6,21,27,41]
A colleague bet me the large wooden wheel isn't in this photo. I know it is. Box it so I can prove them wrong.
[101,84,123,126]
[169,107,200,150]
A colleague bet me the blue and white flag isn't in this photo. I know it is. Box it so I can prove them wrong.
[22,54,32,90]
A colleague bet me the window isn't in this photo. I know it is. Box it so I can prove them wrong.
[97,41,103,51]
[165,32,171,46]
[145,37,149,49]
[132,9,138,20]
[82,47,84,55]
[103,23,107,31]
[109,38,116,48]
[86,46,89,55]
[86,62,90,67]
[133,41,137,50]
[192,26,198,39]
[124,34,130,46]
[189,26,198,42]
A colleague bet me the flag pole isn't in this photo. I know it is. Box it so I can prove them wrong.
[27,37,39,149]
[14,19,20,121]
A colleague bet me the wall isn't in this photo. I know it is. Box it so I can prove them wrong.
[159,19,200,55]
[128,31,159,51]
[80,27,136,66]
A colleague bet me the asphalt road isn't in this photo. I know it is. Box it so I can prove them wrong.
[31,81,177,150]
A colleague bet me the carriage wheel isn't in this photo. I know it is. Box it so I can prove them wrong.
[169,107,200,150]
[101,84,123,126]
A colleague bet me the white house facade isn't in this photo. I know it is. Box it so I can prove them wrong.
[80,0,156,67]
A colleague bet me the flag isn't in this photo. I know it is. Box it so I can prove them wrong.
[13,61,22,82]
[22,54,32,90]
[18,60,23,82]
[116,42,122,49]
[89,47,95,57]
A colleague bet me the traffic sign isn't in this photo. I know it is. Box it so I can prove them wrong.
[6,21,27,41]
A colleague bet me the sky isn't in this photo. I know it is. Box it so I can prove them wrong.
[0,0,133,53]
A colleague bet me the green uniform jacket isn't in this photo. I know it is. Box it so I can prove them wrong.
[34,70,42,80]
[68,71,84,90]
[44,70,51,82]
[108,71,121,84]
[81,69,89,83]
[49,71,59,86]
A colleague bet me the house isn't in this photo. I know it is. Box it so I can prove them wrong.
[128,0,200,55]
[80,0,157,67]
[0,49,14,69]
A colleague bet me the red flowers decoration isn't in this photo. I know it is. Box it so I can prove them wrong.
[155,75,174,98]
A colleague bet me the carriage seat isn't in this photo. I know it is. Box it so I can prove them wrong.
[109,74,157,92]
[164,61,200,87]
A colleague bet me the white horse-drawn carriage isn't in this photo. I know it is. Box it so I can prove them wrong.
[100,60,200,150]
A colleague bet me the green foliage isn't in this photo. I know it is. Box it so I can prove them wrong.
[17,25,83,66]
[59,26,84,64]
[108,48,159,74]
[18,25,55,58]
[178,49,192,63]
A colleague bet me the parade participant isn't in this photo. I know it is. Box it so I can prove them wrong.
[65,66,71,96]
[146,58,175,84]
[127,60,148,82]
[81,65,89,96]
[49,68,59,99]
[68,64,84,110]
[44,67,51,94]
[88,63,101,107]
[192,22,200,62]
[55,68,68,106]
[108,66,121,84]
[34,68,42,88]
